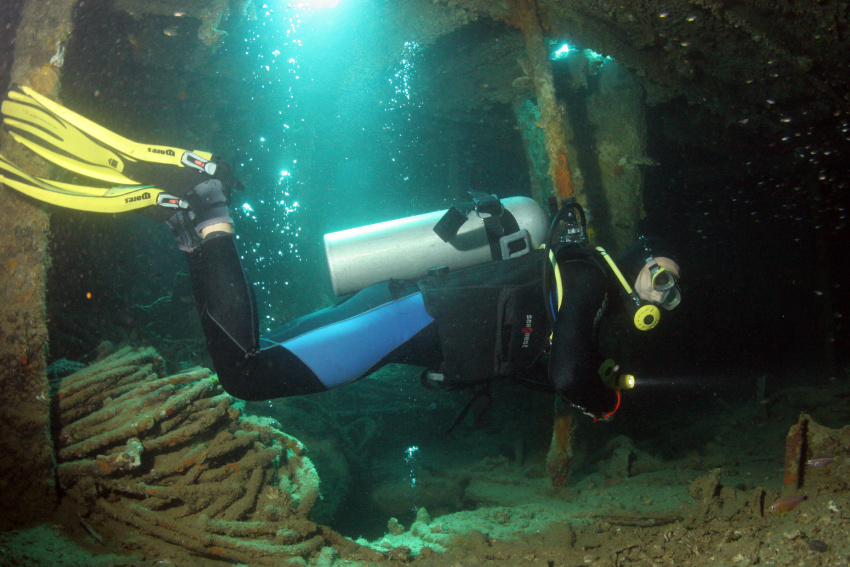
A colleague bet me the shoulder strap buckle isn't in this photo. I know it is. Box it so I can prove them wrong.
[499,229,532,259]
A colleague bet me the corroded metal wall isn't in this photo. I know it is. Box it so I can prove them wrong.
[0,0,79,528]
[568,57,647,253]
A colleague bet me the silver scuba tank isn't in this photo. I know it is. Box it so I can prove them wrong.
[323,196,550,296]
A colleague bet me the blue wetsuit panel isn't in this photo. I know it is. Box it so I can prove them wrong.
[272,292,434,388]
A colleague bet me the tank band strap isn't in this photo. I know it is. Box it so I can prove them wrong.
[433,192,526,260]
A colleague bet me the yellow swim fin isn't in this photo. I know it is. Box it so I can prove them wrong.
[0,153,177,213]
[1,84,216,184]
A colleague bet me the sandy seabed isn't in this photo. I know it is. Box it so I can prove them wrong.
[2,369,848,567]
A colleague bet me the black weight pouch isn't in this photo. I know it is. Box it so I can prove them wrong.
[417,249,549,387]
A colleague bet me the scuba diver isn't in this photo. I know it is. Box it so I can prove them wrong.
[0,84,681,421]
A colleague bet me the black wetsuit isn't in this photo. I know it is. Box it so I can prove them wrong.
[186,233,619,419]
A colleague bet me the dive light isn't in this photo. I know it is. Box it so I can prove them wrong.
[598,359,636,390]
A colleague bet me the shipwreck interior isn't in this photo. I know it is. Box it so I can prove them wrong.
[13,0,847,376]
[1,0,849,563]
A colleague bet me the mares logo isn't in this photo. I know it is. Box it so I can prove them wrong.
[124,192,151,203]
[521,314,533,348]
[147,147,176,156]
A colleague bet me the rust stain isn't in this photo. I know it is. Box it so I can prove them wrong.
[783,415,808,487]
[553,151,575,199]
[546,409,574,486]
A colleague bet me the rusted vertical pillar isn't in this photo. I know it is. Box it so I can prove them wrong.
[545,399,574,486]
[510,0,574,203]
[0,0,78,528]
[509,0,578,486]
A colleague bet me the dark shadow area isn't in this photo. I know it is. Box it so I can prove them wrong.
[0,0,24,94]
[637,102,843,388]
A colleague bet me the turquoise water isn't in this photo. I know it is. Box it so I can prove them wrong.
[31,0,849,546]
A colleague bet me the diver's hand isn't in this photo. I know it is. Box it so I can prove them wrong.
[165,209,202,252]
[184,178,233,234]
[181,159,241,233]
[136,157,241,250]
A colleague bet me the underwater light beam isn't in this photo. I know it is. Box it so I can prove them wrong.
[630,374,759,397]
[294,0,342,9]
[552,43,571,60]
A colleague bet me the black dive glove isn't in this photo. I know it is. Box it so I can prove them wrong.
[139,158,241,250]
[184,178,233,233]
[165,209,202,253]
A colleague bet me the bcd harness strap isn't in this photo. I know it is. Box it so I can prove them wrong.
[425,193,544,434]
[433,191,532,261]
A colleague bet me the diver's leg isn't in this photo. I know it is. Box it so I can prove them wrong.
[185,232,268,395]
[186,232,438,400]
[257,279,438,394]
